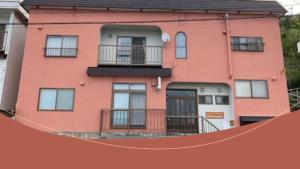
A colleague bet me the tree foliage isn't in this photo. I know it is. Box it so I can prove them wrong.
[280,15,300,89]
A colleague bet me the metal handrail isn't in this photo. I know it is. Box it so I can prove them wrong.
[98,44,163,66]
[288,88,300,92]
[200,116,220,131]
[99,109,220,137]
[288,88,300,110]
[289,93,300,98]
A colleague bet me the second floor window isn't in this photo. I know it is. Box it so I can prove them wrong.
[176,32,187,59]
[231,37,264,52]
[235,80,268,98]
[45,35,78,57]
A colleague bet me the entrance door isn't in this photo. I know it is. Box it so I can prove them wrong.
[166,90,198,133]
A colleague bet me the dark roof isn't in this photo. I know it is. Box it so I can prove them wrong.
[22,0,287,15]
[87,67,172,77]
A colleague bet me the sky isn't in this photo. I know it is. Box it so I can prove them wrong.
[277,0,300,15]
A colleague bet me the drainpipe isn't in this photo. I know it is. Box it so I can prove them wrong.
[225,13,233,79]
[225,13,237,127]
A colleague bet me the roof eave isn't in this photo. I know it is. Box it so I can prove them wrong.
[22,4,287,16]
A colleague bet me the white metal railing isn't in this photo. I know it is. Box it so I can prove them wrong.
[98,45,163,66]
[288,88,300,110]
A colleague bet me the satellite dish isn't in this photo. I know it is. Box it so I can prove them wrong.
[162,33,170,43]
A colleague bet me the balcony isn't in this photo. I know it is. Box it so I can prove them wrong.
[99,109,219,137]
[88,25,172,77]
[99,45,162,66]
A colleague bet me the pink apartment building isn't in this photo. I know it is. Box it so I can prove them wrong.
[17,0,289,138]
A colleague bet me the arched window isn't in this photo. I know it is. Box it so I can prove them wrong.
[175,32,187,59]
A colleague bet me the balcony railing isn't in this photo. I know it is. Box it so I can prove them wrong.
[44,48,78,57]
[0,31,8,51]
[99,109,219,137]
[231,43,264,52]
[99,45,163,66]
[288,88,300,111]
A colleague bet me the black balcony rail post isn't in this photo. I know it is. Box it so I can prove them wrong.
[99,109,104,137]
[145,109,148,130]
[163,109,166,135]
[97,45,100,65]
[127,109,130,136]
[201,117,205,133]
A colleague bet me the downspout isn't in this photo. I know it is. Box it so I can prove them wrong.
[225,13,233,79]
[225,13,237,127]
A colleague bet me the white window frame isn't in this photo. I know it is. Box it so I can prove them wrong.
[215,95,230,105]
[45,35,78,57]
[175,32,187,59]
[235,80,269,99]
[112,83,146,128]
[231,36,264,52]
[198,95,213,105]
[38,88,75,111]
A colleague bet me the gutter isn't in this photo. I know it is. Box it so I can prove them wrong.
[225,13,233,79]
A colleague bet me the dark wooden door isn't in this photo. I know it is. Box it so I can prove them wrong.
[166,90,198,133]
[131,37,146,64]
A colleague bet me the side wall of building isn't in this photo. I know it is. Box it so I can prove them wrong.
[0,11,12,104]
[1,12,27,110]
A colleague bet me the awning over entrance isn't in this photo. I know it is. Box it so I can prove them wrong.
[87,67,172,77]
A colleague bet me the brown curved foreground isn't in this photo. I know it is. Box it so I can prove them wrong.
[0,111,300,169]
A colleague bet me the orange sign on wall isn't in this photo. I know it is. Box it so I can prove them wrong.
[206,112,224,119]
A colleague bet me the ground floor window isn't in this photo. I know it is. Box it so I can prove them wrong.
[38,88,75,111]
[215,95,230,105]
[199,95,213,105]
[112,84,146,128]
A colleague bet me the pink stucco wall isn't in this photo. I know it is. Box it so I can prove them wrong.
[16,9,290,132]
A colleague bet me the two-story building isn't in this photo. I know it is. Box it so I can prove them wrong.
[17,0,289,138]
[0,0,27,113]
